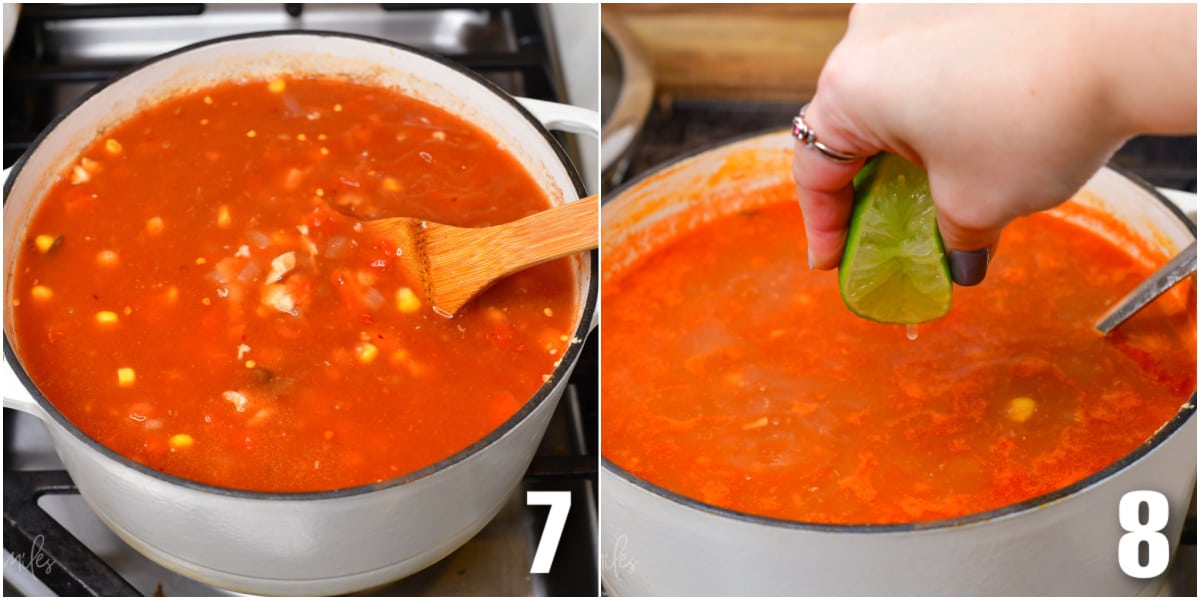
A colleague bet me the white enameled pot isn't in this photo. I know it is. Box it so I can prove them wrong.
[599,131,1196,596]
[2,32,598,596]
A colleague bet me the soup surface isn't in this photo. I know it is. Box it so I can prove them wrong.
[602,182,1195,524]
[11,77,578,492]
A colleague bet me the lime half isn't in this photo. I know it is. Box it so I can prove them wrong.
[838,153,952,324]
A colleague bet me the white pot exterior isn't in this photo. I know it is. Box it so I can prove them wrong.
[3,32,597,595]
[599,131,1197,596]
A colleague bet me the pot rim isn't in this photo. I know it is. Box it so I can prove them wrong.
[2,29,598,501]
[600,127,1197,533]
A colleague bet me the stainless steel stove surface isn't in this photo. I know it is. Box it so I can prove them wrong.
[3,3,597,597]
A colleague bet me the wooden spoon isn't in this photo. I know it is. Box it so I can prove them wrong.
[357,194,598,317]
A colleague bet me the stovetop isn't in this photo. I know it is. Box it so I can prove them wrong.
[613,98,1198,194]
[3,3,597,597]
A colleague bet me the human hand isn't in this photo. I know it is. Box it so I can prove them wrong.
[793,4,1196,285]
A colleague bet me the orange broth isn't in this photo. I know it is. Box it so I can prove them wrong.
[11,77,577,492]
[601,182,1195,525]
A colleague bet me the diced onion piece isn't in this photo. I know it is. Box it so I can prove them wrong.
[71,165,90,185]
[97,250,119,267]
[105,139,123,155]
[237,260,262,283]
[362,286,385,310]
[95,311,119,325]
[247,230,271,249]
[324,236,348,259]
[262,283,296,314]
[30,285,52,301]
[217,205,231,228]
[117,367,136,387]
[146,217,164,235]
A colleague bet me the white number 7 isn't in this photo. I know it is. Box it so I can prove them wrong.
[527,491,571,574]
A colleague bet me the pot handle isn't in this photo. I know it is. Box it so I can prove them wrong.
[517,98,601,331]
[2,166,46,420]
[1157,187,1197,223]
[516,98,599,139]
[2,353,47,420]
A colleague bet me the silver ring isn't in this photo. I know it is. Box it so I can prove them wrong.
[792,103,861,163]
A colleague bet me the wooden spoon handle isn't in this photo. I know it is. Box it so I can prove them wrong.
[490,193,599,273]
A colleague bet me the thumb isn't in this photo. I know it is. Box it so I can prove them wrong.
[934,208,1005,287]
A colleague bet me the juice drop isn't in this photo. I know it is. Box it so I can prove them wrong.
[905,323,919,341]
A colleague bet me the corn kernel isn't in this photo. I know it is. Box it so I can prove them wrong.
[204,95,213,105]
[323,429,335,440]
[297,133,307,142]
[217,205,231,228]
[356,342,379,364]
[382,177,401,192]
[169,433,194,449]
[34,235,57,254]
[543,307,553,317]
[319,147,329,156]
[268,79,286,94]
[166,287,179,303]
[1008,396,1036,423]
[95,311,119,325]
[333,104,343,112]
[200,118,209,126]
[97,250,119,267]
[146,217,164,235]
[246,130,257,138]
[117,367,136,387]
[396,287,420,314]
[317,134,327,141]
[245,360,256,368]
[30,285,53,301]
[123,306,133,316]
[105,138,123,155]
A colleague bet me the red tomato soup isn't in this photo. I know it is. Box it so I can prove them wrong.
[11,77,578,492]
[602,182,1195,525]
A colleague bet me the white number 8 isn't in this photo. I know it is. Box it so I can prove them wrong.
[1118,490,1169,579]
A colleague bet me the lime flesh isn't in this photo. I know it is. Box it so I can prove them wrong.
[838,153,952,324]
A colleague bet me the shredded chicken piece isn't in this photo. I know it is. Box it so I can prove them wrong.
[262,283,296,314]
[265,251,296,284]
[222,390,249,412]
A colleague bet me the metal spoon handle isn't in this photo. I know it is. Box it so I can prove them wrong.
[1095,240,1197,334]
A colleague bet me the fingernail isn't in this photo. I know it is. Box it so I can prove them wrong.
[949,248,990,286]
[807,248,815,270]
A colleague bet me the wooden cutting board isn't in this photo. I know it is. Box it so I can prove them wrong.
[605,3,851,102]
